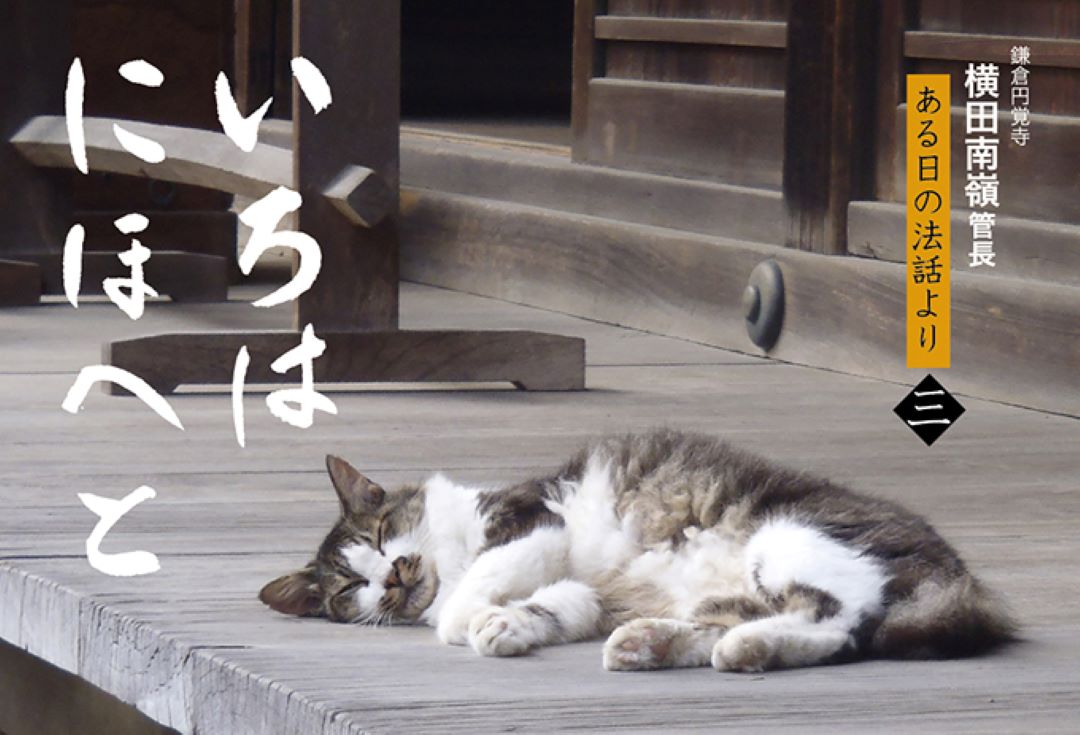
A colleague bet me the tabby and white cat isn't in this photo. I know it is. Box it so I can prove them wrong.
[260,429,1015,671]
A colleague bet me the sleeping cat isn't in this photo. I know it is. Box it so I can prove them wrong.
[260,429,1015,671]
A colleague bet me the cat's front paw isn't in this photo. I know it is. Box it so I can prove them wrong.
[436,610,473,646]
[468,606,534,657]
[603,618,687,671]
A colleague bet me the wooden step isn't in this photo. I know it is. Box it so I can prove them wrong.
[402,187,1080,415]
[400,127,785,246]
[849,201,1080,288]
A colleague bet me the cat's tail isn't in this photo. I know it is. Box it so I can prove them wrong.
[871,574,1018,658]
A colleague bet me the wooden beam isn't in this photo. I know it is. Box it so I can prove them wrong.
[848,201,1080,288]
[12,115,291,199]
[9,251,228,303]
[782,0,878,254]
[905,32,1080,69]
[293,0,400,331]
[400,187,1080,415]
[105,330,586,394]
[594,17,787,48]
[11,116,392,229]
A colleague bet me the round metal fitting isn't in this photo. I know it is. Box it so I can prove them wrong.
[744,259,784,351]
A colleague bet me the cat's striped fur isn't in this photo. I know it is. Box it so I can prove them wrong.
[260,429,1015,671]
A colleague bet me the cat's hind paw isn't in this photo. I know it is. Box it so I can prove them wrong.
[712,630,773,672]
[603,618,689,671]
[468,606,535,657]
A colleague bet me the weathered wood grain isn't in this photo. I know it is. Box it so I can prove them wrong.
[905,31,1080,69]
[106,330,586,393]
[848,200,1080,287]
[401,130,785,246]
[583,79,785,189]
[2,284,1078,734]
[594,17,787,47]
[400,188,1080,415]
[292,0,400,331]
[782,0,877,254]
[12,115,292,199]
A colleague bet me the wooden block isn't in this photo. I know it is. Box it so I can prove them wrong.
[104,330,586,393]
[0,259,42,306]
[9,251,228,303]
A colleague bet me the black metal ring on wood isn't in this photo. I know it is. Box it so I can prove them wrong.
[743,259,784,351]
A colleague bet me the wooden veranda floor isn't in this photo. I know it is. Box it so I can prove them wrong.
[1,284,1078,733]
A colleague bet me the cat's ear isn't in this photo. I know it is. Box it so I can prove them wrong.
[259,565,322,617]
[326,454,385,515]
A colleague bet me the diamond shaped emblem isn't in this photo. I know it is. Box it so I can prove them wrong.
[893,374,966,446]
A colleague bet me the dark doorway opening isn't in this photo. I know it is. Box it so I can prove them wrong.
[402,1,575,147]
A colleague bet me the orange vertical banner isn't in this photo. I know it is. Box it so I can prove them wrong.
[906,75,951,368]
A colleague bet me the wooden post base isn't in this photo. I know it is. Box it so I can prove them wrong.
[0,259,43,306]
[105,329,586,393]
[10,251,228,303]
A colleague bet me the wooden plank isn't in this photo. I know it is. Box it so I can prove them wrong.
[401,130,785,246]
[12,116,391,229]
[595,17,787,47]
[0,2,71,257]
[1,284,1079,732]
[604,39,787,89]
[607,0,791,22]
[9,251,228,303]
[916,0,1080,39]
[400,188,1080,415]
[106,330,586,393]
[583,79,784,188]
[571,0,603,161]
[0,260,42,306]
[293,0,400,332]
[905,31,1080,69]
[782,0,877,254]
[13,116,292,199]
[889,106,1080,225]
[848,200,1080,288]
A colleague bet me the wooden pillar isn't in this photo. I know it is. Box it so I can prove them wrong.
[0,2,71,256]
[782,0,878,255]
[571,0,605,163]
[293,0,400,331]
[874,0,918,202]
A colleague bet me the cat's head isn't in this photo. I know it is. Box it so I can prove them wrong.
[259,455,438,624]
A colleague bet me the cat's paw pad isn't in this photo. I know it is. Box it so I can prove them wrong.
[712,630,772,672]
[468,606,534,657]
[603,618,684,671]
